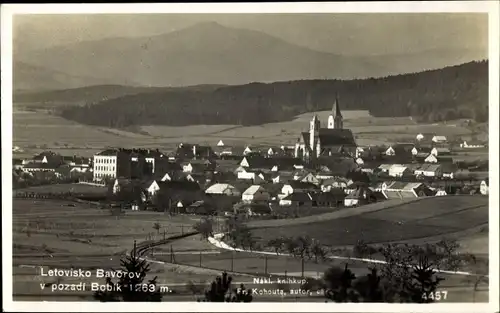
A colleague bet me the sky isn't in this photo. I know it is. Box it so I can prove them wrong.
[13,13,488,56]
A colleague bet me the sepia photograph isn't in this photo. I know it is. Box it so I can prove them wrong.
[2,2,499,312]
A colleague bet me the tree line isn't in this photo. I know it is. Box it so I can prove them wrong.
[58,61,488,128]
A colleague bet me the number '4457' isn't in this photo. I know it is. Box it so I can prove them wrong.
[422,291,448,301]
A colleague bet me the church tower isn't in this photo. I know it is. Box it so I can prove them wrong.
[309,114,320,156]
[328,95,343,129]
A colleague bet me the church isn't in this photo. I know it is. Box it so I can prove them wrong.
[294,96,357,161]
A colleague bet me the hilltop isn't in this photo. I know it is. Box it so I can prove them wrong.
[56,61,488,127]
[14,22,486,90]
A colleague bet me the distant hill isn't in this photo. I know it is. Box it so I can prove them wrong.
[15,22,390,88]
[57,61,488,128]
[13,84,226,106]
[13,61,119,92]
[15,22,487,90]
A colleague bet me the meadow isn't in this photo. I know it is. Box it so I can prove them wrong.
[13,109,480,159]
[250,196,489,247]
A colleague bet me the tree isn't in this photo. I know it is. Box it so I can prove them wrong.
[309,239,328,263]
[194,217,214,239]
[323,264,359,302]
[353,267,384,302]
[93,243,162,302]
[267,237,286,255]
[406,255,444,303]
[201,272,253,302]
[152,222,161,235]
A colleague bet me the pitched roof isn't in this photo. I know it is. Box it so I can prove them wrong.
[242,185,266,195]
[205,183,239,194]
[318,129,356,146]
[285,181,319,190]
[157,180,200,191]
[282,192,313,202]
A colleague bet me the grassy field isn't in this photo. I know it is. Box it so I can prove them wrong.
[15,183,108,195]
[13,109,483,158]
[250,196,489,247]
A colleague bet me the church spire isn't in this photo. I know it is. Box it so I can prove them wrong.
[332,93,342,118]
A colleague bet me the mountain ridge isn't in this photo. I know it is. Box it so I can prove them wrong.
[14,22,487,90]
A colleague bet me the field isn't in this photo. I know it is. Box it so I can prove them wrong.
[11,197,252,301]
[249,196,489,247]
[16,183,108,195]
[13,109,484,158]
[11,194,489,302]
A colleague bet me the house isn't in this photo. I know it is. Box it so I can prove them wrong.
[432,136,447,143]
[234,202,272,216]
[143,179,161,196]
[13,159,24,170]
[431,147,451,156]
[205,183,241,196]
[414,164,442,178]
[383,182,432,200]
[242,185,271,203]
[344,187,373,207]
[312,157,358,177]
[388,164,411,177]
[175,143,215,160]
[460,140,486,149]
[217,140,225,147]
[237,169,266,183]
[93,148,148,182]
[435,189,448,196]
[411,145,432,156]
[424,154,438,163]
[243,146,253,155]
[321,177,350,192]
[440,163,458,179]
[216,146,246,157]
[299,172,321,185]
[271,172,294,184]
[182,160,215,173]
[186,200,216,215]
[416,133,425,141]
[480,179,489,195]
[22,161,62,173]
[154,181,203,212]
[281,181,319,197]
[279,192,314,207]
[312,189,345,207]
[32,151,64,165]
[385,146,395,156]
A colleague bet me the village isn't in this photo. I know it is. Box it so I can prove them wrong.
[12,101,490,218]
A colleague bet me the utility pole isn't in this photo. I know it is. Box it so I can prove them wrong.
[301,257,304,278]
[199,252,202,267]
[133,240,137,258]
[265,256,268,275]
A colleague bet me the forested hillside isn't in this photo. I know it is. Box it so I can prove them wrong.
[58,61,488,128]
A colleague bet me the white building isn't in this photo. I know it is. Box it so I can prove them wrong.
[93,149,121,181]
[242,185,270,203]
[431,147,451,156]
[414,164,442,177]
[385,146,395,156]
[388,165,411,177]
[205,183,241,196]
[416,133,425,141]
[217,140,225,147]
[480,179,489,195]
[424,154,438,163]
[432,136,447,143]
[460,141,485,149]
